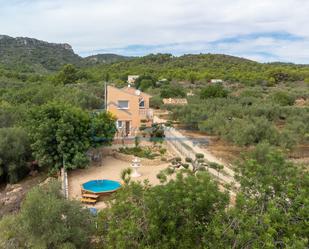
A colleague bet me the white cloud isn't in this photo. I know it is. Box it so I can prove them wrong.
[0,0,309,62]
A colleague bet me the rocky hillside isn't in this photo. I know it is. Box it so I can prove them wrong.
[0,35,83,72]
[0,35,135,73]
[85,53,133,65]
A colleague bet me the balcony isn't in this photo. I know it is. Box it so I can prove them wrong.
[139,108,153,120]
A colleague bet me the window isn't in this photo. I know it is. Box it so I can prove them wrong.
[139,98,145,109]
[118,100,129,109]
[117,120,123,128]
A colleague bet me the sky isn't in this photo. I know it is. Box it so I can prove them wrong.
[1,0,309,63]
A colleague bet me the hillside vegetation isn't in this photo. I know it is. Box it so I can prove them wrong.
[0,35,132,73]
[85,53,309,86]
[0,35,308,249]
[1,37,308,155]
[1,147,308,248]
[0,35,82,72]
[81,53,309,154]
[84,53,133,65]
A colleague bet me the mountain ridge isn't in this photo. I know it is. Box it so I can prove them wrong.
[0,35,134,72]
[0,34,82,72]
[2,34,308,75]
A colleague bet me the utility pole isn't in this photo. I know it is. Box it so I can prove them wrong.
[104,81,107,111]
[62,156,68,199]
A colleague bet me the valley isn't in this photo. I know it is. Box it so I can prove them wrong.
[0,34,308,249]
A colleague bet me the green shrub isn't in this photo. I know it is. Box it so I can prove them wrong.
[271,91,295,106]
[97,170,229,249]
[200,84,228,99]
[149,95,163,109]
[139,124,147,131]
[118,146,157,159]
[159,148,167,155]
[0,180,94,248]
[165,120,174,127]
[139,79,153,91]
[0,127,31,184]
[160,85,186,98]
[134,136,140,148]
[150,123,165,143]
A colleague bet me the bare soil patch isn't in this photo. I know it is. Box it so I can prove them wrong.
[178,129,245,164]
[0,173,47,218]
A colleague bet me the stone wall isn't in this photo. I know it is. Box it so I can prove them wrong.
[99,147,169,166]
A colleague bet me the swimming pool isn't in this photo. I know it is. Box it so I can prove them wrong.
[82,180,121,194]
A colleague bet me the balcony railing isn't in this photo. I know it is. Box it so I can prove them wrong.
[139,108,153,119]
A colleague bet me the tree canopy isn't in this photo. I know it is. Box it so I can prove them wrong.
[54,64,83,85]
[0,180,95,249]
[200,84,228,99]
[95,146,309,249]
[160,85,186,98]
[0,127,31,183]
[27,102,116,172]
[97,170,229,249]
[0,147,308,248]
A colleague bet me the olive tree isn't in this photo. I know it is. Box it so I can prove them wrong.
[0,127,31,183]
[203,145,309,249]
[0,180,95,249]
[97,170,229,249]
[27,102,91,171]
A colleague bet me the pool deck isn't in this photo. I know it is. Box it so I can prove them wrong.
[68,156,169,209]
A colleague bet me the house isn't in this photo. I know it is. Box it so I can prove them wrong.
[294,97,309,107]
[187,91,195,96]
[106,85,153,136]
[210,79,223,84]
[162,98,188,105]
[127,75,139,85]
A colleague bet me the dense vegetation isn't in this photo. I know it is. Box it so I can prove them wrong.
[0,35,82,72]
[97,147,309,249]
[0,64,116,183]
[0,128,31,183]
[170,83,309,149]
[0,35,133,73]
[1,48,309,182]
[0,36,308,248]
[83,53,308,152]
[27,102,116,173]
[85,53,133,65]
[84,53,309,86]
[0,180,94,248]
[1,146,308,248]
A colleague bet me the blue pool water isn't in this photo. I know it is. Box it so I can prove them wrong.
[82,180,121,193]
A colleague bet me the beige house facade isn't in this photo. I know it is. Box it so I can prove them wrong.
[127,75,139,85]
[106,85,153,136]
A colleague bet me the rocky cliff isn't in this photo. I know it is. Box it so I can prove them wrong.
[0,35,82,72]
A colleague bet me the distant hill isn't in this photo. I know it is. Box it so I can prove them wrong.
[1,34,308,84]
[0,35,83,72]
[87,53,309,86]
[0,35,135,73]
[84,53,134,65]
